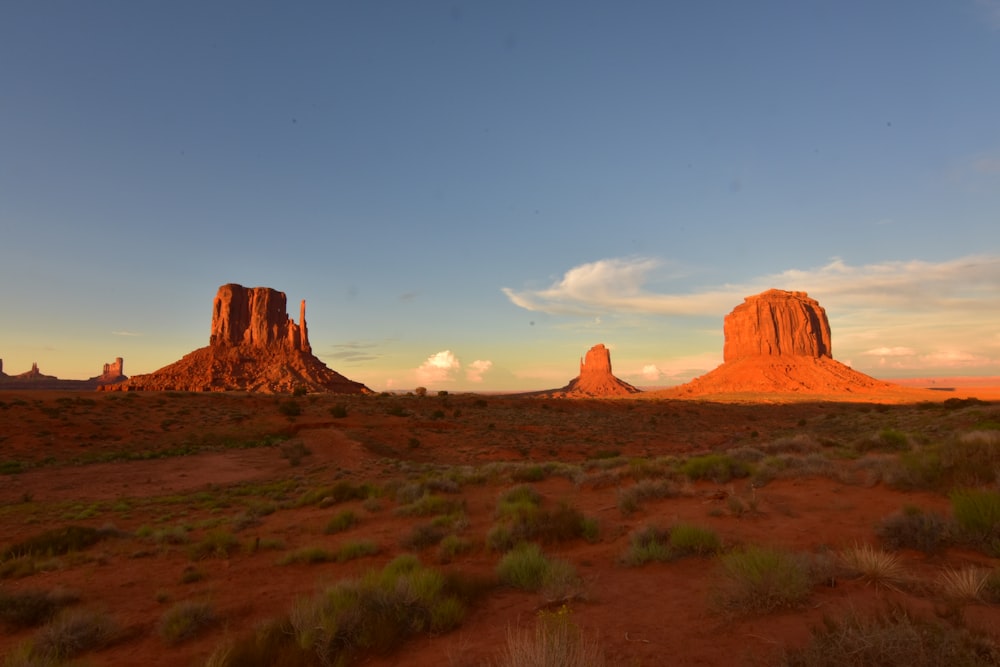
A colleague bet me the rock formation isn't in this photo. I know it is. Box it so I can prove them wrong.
[533,344,641,398]
[723,290,831,361]
[93,358,127,385]
[662,289,894,396]
[107,284,370,394]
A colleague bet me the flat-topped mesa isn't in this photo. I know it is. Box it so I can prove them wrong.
[210,284,310,352]
[723,289,831,362]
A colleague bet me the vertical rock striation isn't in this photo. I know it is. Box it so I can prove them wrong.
[723,289,831,361]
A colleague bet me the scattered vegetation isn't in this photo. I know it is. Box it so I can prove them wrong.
[0,588,79,630]
[712,545,811,613]
[622,523,721,566]
[324,509,359,534]
[777,605,1000,667]
[877,506,951,554]
[950,488,1000,555]
[492,605,608,667]
[681,454,752,483]
[159,599,217,645]
[27,608,119,662]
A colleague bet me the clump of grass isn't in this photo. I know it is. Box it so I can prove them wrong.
[437,535,473,563]
[616,479,678,516]
[489,490,598,552]
[30,608,119,661]
[278,546,335,565]
[159,599,217,645]
[296,481,378,508]
[324,509,358,534]
[712,545,811,613]
[839,543,907,591]
[622,523,721,566]
[492,605,608,667]
[188,530,241,560]
[681,454,751,483]
[0,588,79,629]
[1,525,116,561]
[278,555,469,665]
[950,488,1000,555]
[401,523,448,550]
[776,605,1000,667]
[877,506,951,554]
[335,540,379,562]
[496,543,579,598]
[395,493,465,517]
[937,567,991,604]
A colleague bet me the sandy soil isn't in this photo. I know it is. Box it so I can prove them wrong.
[1,388,999,665]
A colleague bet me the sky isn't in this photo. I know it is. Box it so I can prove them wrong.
[1,1,999,392]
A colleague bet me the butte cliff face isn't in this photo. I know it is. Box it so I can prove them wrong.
[109,284,370,393]
[536,344,641,398]
[723,290,831,361]
[664,289,893,396]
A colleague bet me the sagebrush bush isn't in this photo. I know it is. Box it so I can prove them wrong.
[31,608,118,661]
[159,599,216,645]
[492,605,607,667]
[324,509,358,535]
[496,543,579,596]
[188,530,240,560]
[777,605,1000,667]
[0,588,79,630]
[713,545,811,613]
[681,454,751,483]
[877,506,951,554]
[623,523,721,566]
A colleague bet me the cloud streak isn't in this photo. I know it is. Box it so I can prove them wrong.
[503,254,1000,374]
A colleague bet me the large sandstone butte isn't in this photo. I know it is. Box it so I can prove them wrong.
[535,344,641,398]
[108,284,370,393]
[665,289,894,396]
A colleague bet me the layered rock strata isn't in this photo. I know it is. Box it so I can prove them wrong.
[107,284,370,393]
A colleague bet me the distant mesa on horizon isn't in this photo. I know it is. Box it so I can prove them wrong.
[657,289,896,397]
[0,357,127,390]
[529,344,641,398]
[106,283,371,394]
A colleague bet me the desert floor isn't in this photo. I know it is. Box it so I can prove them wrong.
[2,387,1000,666]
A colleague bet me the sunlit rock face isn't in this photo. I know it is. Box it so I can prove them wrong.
[547,344,641,397]
[106,284,369,394]
[723,289,831,362]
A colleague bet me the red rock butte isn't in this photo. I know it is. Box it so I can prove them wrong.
[665,289,894,396]
[107,284,371,394]
[536,344,641,398]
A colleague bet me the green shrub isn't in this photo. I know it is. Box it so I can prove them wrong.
[777,606,1000,667]
[277,400,301,417]
[335,540,379,562]
[622,523,720,565]
[159,600,216,645]
[277,546,335,565]
[188,530,240,560]
[950,489,1000,555]
[296,481,378,507]
[877,506,951,554]
[713,545,811,613]
[395,494,464,517]
[681,454,751,483]
[496,543,578,595]
[437,535,473,563]
[324,510,358,534]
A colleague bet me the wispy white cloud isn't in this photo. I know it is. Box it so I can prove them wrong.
[466,359,493,383]
[111,330,142,336]
[503,254,1000,375]
[415,350,461,385]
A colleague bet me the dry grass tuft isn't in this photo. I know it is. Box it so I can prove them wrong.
[839,543,908,591]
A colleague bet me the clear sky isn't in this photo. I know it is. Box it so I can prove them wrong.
[2,1,998,392]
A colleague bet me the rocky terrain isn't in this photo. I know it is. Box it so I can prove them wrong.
[107,284,370,394]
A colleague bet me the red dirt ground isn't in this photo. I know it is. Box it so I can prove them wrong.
[1,387,999,666]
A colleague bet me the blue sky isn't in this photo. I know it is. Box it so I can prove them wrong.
[2,1,998,391]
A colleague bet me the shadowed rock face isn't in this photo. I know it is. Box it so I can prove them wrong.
[210,284,311,353]
[723,289,831,361]
[107,284,369,394]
